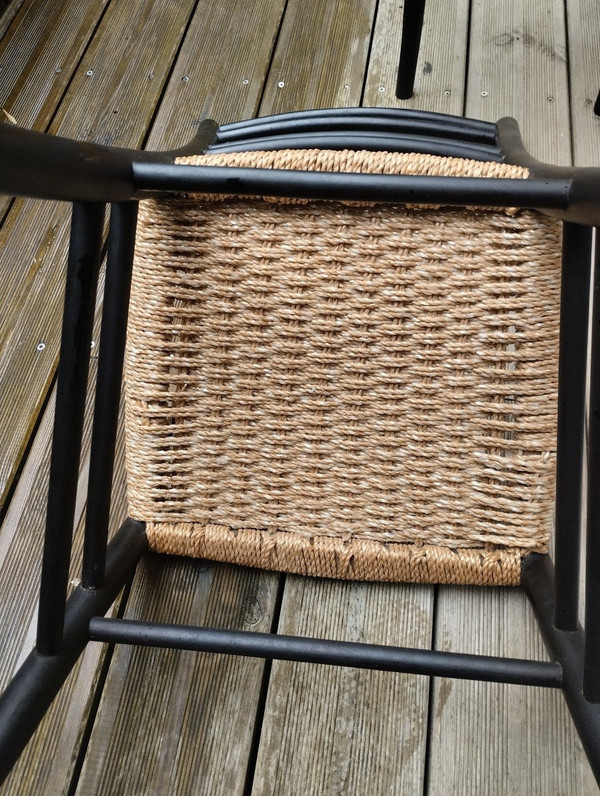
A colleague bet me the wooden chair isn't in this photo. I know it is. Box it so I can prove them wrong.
[0,106,599,785]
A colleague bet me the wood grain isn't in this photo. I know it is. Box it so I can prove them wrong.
[365,0,470,115]
[466,0,570,164]
[0,0,197,514]
[0,0,109,222]
[428,589,597,795]
[259,0,377,114]
[77,557,278,795]
[252,578,432,795]
[0,278,131,795]
[145,0,287,149]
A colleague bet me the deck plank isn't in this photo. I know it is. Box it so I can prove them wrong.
[0,0,110,220]
[145,0,287,148]
[0,0,210,790]
[365,0,470,115]
[0,0,197,514]
[77,558,279,795]
[0,0,109,505]
[466,0,570,164]
[252,579,432,796]
[0,291,131,795]
[428,1,596,792]
[0,0,108,134]
[74,3,288,793]
[259,0,376,114]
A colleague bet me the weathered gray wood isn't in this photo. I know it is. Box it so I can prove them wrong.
[0,0,108,132]
[365,0,470,115]
[0,0,26,40]
[145,0,287,149]
[428,589,597,795]
[567,0,600,166]
[77,558,278,795]
[0,0,209,790]
[252,578,432,796]
[428,1,596,791]
[259,0,377,114]
[0,0,110,226]
[0,0,198,514]
[0,282,131,795]
[466,0,570,164]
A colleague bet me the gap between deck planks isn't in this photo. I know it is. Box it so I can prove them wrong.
[0,0,111,513]
[247,1,464,793]
[0,0,237,790]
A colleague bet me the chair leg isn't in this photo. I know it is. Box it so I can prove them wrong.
[36,202,105,656]
[396,0,427,100]
[82,202,139,589]
[553,223,592,630]
[584,228,600,701]
[523,555,600,788]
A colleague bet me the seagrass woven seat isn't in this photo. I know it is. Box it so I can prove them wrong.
[1,107,600,786]
[126,148,560,586]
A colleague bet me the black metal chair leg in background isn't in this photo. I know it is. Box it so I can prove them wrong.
[396,0,427,100]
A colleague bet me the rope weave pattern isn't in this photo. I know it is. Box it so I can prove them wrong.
[125,148,561,585]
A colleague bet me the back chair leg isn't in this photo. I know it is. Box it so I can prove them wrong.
[396,0,427,99]
[83,202,138,589]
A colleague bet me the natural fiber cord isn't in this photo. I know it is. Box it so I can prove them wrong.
[124,148,561,585]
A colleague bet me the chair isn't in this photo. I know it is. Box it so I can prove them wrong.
[0,106,599,785]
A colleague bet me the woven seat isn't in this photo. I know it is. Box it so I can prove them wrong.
[125,148,561,585]
[3,108,600,786]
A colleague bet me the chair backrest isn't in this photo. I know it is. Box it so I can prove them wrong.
[124,147,561,586]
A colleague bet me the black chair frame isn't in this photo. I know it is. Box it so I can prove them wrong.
[0,106,599,785]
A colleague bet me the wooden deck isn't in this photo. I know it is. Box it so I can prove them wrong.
[0,0,599,792]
